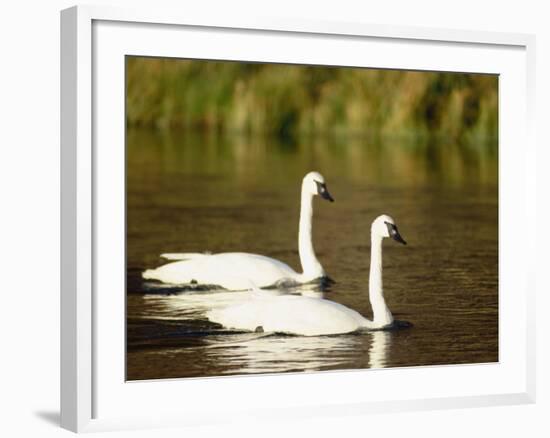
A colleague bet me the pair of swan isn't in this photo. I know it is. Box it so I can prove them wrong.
[143,171,407,336]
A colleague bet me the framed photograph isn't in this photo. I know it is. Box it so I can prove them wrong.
[61,5,536,432]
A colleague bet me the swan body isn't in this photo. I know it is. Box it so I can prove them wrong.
[144,252,307,291]
[143,171,334,290]
[207,293,373,336]
[207,215,407,336]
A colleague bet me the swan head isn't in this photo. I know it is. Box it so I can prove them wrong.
[372,215,407,244]
[303,171,334,202]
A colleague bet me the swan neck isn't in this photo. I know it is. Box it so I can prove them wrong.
[298,186,324,280]
[369,234,393,326]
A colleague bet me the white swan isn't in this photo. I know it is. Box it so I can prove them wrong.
[142,171,334,290]
[206,215,407,336]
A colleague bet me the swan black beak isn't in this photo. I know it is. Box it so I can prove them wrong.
[392,231,407,245]
[385,221,407,245]
[315,181,334,202]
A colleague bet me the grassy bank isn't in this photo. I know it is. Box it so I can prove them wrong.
[126,57,498,143]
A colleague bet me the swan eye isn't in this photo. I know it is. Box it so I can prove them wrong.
[384,221,407,245]
[384,221,398,236]
[314,180,325,191]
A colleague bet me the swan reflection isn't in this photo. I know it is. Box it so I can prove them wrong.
[141,283,326,319]
[205,333,359,374]
[368,330,391,369]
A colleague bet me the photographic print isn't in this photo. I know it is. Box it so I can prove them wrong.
[126,57,498,380]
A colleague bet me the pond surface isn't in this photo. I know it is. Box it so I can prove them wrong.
[126,128,498,380]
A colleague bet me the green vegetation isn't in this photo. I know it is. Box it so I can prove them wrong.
[126,57,498,143]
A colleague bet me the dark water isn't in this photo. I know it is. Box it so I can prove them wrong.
[126,128,498,380]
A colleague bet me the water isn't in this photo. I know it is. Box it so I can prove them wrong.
[126,128,498,380]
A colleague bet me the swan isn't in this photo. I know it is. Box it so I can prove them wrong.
[142,171,334,291]
[206,215,407,336]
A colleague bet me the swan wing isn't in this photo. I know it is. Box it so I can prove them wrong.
[208,295,366,336]
[143,252,299,290]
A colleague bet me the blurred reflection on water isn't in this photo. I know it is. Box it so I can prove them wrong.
[126,128,498,380]
[127,288,391,377]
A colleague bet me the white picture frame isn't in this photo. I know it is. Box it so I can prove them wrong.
[60,4,536,433]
